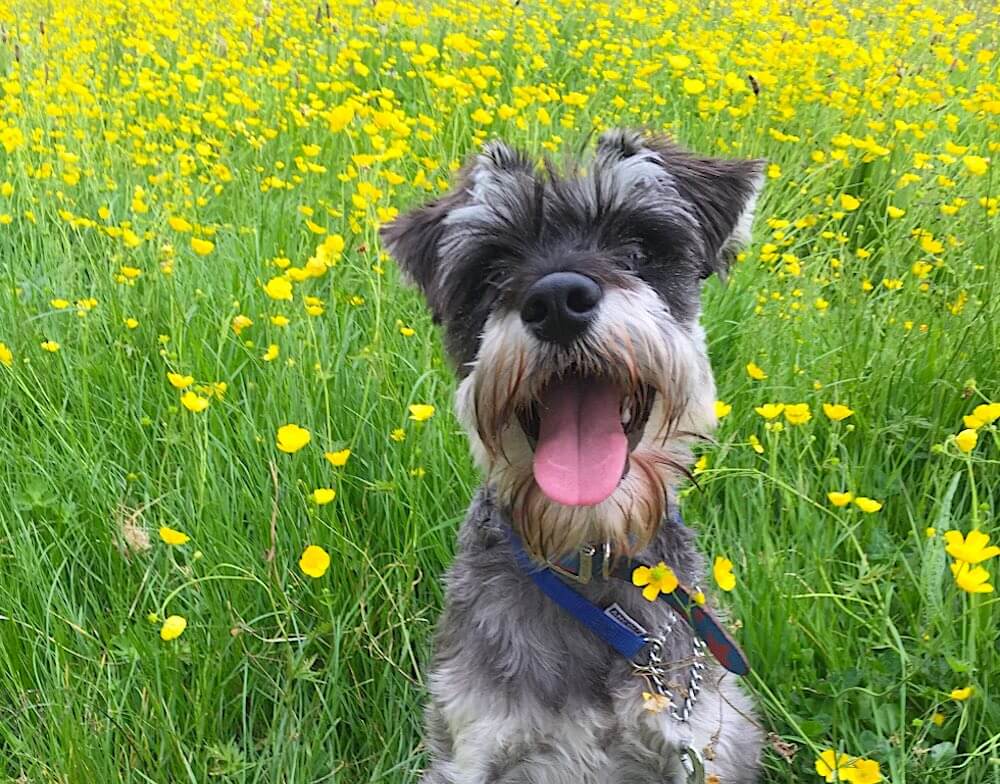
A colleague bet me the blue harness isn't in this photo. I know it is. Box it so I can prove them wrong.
[503,522,750,677]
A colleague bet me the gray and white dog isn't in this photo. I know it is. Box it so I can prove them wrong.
[381,129,765,783]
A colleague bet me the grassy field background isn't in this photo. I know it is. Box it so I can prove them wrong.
[1,0,998,781]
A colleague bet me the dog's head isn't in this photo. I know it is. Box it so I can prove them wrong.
[381,130,763,558]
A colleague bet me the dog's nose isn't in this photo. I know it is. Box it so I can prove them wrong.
[520,272,603,345]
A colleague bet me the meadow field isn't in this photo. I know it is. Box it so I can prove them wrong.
[1,0,998,781]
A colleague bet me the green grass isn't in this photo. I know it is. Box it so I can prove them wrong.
[0,0,999,781]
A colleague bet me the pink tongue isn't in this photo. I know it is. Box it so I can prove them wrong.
[532,378,628,506]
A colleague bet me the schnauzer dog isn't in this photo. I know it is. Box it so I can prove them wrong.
[381,129,765,783]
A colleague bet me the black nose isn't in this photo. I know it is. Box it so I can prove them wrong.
[520,272,603,345]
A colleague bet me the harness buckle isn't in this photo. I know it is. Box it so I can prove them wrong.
[548,544,593,583]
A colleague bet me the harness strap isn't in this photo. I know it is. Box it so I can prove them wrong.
[507,526,647,659]
[504,524,750,677]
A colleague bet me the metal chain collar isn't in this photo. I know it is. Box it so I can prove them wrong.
[632,610,707,724]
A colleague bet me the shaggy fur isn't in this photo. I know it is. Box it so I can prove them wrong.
[381,129,765,783]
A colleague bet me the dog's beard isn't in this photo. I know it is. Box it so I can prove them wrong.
[455,285,717,560]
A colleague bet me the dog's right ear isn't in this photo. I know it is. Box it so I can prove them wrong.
[380,140,532,322]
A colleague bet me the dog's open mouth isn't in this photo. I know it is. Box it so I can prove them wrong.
[516,373,654,507]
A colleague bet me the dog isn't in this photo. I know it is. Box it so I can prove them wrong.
[381,129,765,784]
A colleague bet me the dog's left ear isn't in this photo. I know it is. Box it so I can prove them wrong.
[380,140,534,321]
[597,129,765,279]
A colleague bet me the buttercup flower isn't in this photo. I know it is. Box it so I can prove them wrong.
[167,372,194,389]
[312,488,336,505]
[180,391,209,412]
[324,449,351,467]
[755,403,784,419]
[299,545,331,578]
[276,424,311,453]
[848,759,882,784]
[840,193,861,211]
[784,403,812,425]
[746,362,767,380]
[954,429,977,453]
[854,497,883,513]
[823,403,854,421]
[264,276,293,301]
[944,530,1000,564]
[160,615,187,641]
[950,686,974,701]
[408,404,435,422]
[190,237,214,255]
[713,556,736,591]
[950,562,994,593]
[0,342,12,367]
[827,491,854,507]
[159,526,190,545]
[632,562,678,601]
[815,750,852,782]
[714,400,732,419]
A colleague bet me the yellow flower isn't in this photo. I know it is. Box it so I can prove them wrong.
[755,403,784,420]
[954,429,977,453]
[167,372,194,389]
[931,712,945,726]
[160,615,187,641]
[0,342,12,367]
[641,691,671,713]
[399,325,416,337]
[124,317,139,329]
[632,562,678,602]
[925,527,937,538]
[854,497,883,513]
[324,449,351,467]
[51,298,70,309]
[408,404,435,422]
[748,434,764,454]
[713,556,736,592]
[943,530,1000,564]
[312,488,336,505]
[746,362,767,380]
[159,526,190,545]
[822,403,854,421]
[264,276,293,301]
[232,314,253,334]
[180,391,209,413]
[949,686,974,701]
[783,403,812,425]
[963,155,989,176]
[168,215,193,232]
[848,758,883,784]
[299,545,331,578]
[949,562,993,593]
[828,491,854,507]
[714,400,732,419]
[41,340,60,353]
[390,428,406,442]
[886,205,905,219]
[683,78,706,95]
[262,343,279,362]
[815,750,852,782]
[971,402,1000,425]
[276,424,311,453]
[190,237,214,255]
[271,315,290,327]
[840,193,861,211]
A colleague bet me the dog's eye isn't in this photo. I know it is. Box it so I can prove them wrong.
[625,249,644,270]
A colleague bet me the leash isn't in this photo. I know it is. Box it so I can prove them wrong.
[503,522,750,683]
